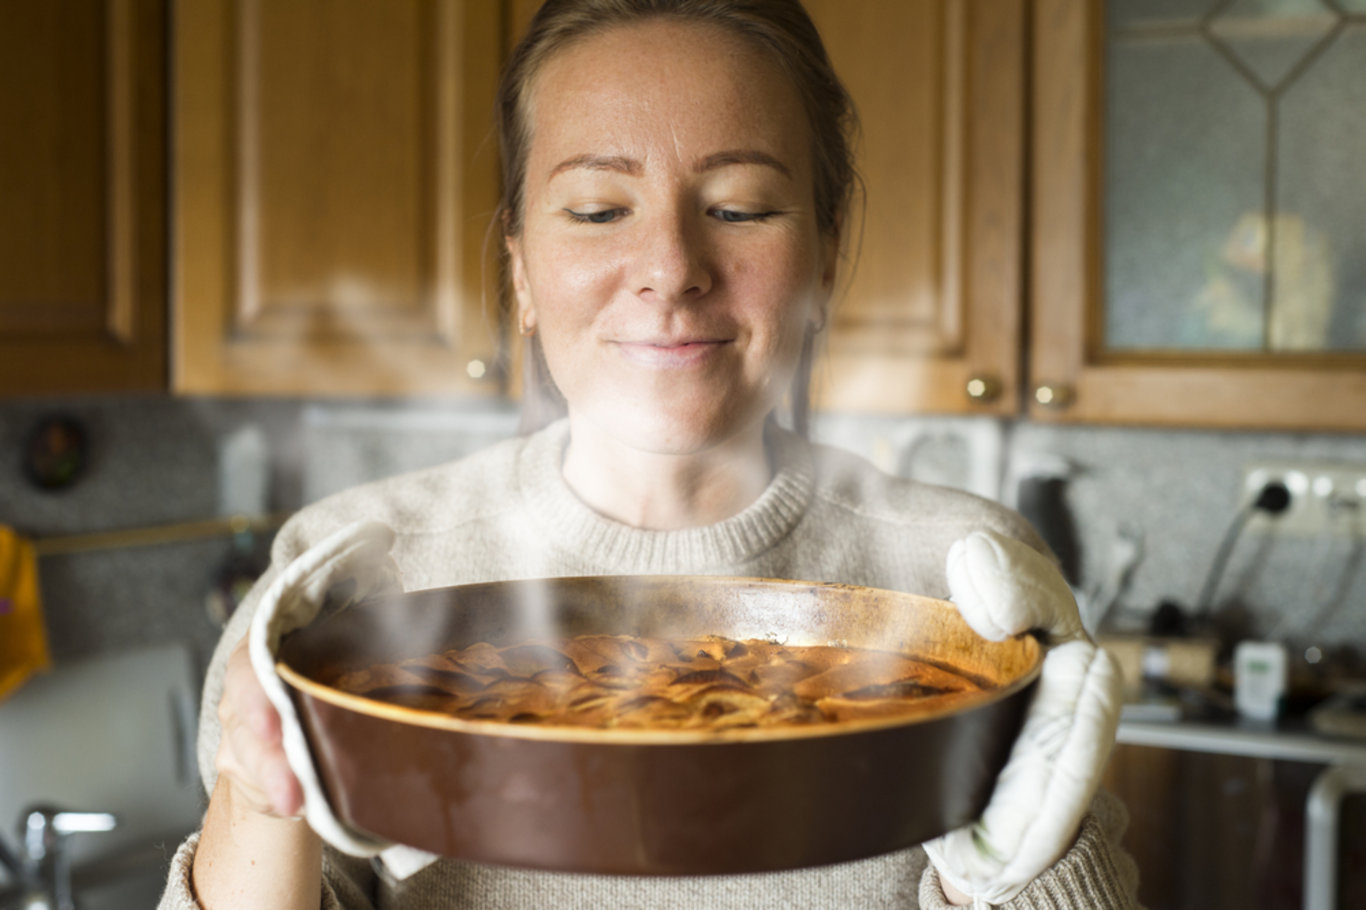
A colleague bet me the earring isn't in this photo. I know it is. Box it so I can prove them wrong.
[519,315,536,337]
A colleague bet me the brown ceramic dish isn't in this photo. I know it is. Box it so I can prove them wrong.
[277,575,1042,876]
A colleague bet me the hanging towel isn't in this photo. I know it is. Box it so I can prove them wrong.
[0,526,51,702]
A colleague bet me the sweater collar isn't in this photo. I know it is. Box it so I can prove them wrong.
[518,420,814,574]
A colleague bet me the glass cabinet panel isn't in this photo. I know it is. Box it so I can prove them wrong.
[1102,0,1366,354]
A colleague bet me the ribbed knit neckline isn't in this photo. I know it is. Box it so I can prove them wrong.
[517,420,815,574]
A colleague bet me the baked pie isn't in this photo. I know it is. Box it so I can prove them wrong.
[331,634,988,729]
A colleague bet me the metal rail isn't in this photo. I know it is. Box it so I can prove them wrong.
[30,513,287,558]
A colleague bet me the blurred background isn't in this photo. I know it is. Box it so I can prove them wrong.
[2,1,1365,907]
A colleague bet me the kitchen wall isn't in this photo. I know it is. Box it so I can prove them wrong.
[2,396,1364,678]
[1,397,301,665]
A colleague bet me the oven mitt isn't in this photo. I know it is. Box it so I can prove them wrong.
[248,519,440,880]
[923,530,1123,906]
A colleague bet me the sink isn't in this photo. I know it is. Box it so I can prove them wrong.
[0,644,205,908]
[0,842,179,910]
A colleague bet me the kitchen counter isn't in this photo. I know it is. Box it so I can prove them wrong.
[1117,714,1366,765]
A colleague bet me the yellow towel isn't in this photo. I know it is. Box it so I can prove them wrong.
[0,526,51,702]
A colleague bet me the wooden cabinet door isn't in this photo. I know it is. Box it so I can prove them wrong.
[509,0,540,43]
[807,0,1025,416]
[1030,0,1366,430]
[0,0,167,396]
[173,0,505,396]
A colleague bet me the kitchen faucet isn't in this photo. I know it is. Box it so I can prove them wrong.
[0,806,116,910]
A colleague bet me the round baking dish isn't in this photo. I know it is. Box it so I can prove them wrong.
[277,574,1042,875]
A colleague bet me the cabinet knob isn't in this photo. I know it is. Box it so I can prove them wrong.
[1033,383,1074,409]
[965,375,1002,403]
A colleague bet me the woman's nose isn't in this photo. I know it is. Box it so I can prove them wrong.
[633,211,712,302]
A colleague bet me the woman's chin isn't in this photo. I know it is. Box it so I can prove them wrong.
[575,402,762,457]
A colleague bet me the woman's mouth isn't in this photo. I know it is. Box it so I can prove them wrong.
[615,339,729,368]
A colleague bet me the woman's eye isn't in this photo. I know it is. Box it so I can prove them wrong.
[565,208,625,224]
[712,209,779,223]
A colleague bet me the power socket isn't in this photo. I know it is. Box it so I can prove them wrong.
[1241,461,1366,537]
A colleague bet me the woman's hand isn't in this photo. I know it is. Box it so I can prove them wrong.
[242,520,400,855]
[214,637,303,818]
[194,521,399,909]
[194,643,323,910]
[924,530,1124,905]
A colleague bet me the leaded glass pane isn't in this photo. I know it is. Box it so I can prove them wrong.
[1102,0,1365,356]
[1274,25,1366,351]
[1207,0,1337,90]
[1104,35,1266,350]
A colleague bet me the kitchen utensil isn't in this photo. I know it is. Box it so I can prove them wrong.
[276,575,1042,875]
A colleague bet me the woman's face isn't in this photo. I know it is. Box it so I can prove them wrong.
[507,19,835,456]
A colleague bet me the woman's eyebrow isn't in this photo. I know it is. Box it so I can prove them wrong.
[549,154,643,179]
[547,150,793,180]
[697,150,792,179]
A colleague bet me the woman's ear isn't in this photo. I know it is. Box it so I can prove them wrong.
[820,216,843,291]
[811,226,841,333]
[506,235,537,334]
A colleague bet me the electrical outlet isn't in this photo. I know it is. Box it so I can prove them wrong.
[1241,461,1366,537]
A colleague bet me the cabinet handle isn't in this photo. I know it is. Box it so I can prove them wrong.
[1033,383,1074,409]
[965,375,1002,403]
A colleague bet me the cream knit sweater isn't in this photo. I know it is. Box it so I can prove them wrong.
[159,421,1140,909]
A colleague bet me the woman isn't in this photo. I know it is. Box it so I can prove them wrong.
[162,2,1137,908]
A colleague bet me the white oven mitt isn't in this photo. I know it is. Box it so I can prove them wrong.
[248,519,440,880]
[923,530,1124,906]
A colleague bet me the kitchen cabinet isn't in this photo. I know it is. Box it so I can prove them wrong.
[0,0,168,397]
[1030,0,1366,430]
[806,0,1025,417]
[14,0,1363,426]
[809,0,1366,429]
[172,0,507,396]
